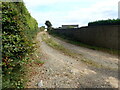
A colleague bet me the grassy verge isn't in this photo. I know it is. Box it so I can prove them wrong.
[41,32,82,59]
[81,58,117,70]
[23,38,44,88]
[49,32,119,55]
[46,32,118,70]
[23,51,44,87]
[2,52,43,88]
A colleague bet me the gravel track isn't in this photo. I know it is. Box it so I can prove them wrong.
[26,32,119,88]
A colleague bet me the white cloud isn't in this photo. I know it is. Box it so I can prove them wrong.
[63,0,118,26]
[24,0,57,7]
[23,0,119,27]
[118,1,120,18]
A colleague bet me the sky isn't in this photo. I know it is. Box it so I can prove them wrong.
[118,1,120,19]
[23,0,119,28]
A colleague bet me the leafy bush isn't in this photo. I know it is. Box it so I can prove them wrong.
[39,26,45,31]
[2,2,38,88]
[88,19,120,26]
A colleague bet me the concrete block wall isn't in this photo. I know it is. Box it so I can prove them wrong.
[52,25,119,50]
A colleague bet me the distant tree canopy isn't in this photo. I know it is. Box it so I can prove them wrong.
[39,26,45,31]
[45,20,52,30]
[88,19,120,26]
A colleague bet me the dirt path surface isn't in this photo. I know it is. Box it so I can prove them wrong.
[51,35,118,70]
[27,32,119,88]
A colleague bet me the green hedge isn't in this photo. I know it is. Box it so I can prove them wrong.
[2,2,38,88]
[88,19,120,26]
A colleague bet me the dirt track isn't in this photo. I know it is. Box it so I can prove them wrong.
[26,32,119,88]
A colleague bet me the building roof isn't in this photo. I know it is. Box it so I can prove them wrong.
[62,25,79,27]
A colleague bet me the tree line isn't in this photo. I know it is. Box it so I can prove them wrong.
[88,19,120,26]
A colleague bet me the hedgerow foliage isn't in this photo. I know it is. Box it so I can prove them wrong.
[88,19,120,26]
[2,2,38,88]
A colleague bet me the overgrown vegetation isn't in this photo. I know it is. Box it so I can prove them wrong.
[2,2,38,88]
[42,32,117,70]
[88,19,120,26]
[48,32,119,55]
[39,26,45,31]
[24,45,44,88]
[81,59,117,70]
[41,32,81,58]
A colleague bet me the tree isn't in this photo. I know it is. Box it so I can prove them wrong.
[39,26,45,31]
[45,20,52,30]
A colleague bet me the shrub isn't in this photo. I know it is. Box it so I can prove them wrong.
[2,2,38,88]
